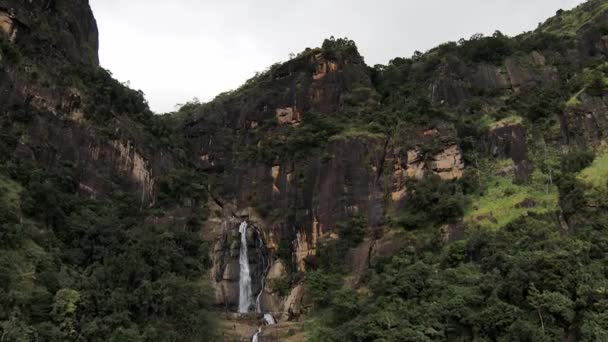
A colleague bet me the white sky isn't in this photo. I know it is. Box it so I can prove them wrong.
[90,0,586,113]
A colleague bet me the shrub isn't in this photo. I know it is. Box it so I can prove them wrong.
[561,150,595,174]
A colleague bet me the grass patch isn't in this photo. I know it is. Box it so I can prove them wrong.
[329,126,385,141]
[0,174,22,213]
[464,163,558,230]
[488,115,523,129]
[578,151,608,190]
[566,88,585,107]
[541,1,608,36]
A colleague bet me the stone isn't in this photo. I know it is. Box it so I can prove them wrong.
[430,78,468,106]
[505,57,533,89]
[275,107,301,125]
[531,51,546,66]
[281,285,309,320]
[0,10,16,42]
[313,55,339,81]
[223,262,240,281]
[483,123,530,177]
[430,145,465,180]
[473,64,509,90]
[110,140,155,203]
[267,261,287,281]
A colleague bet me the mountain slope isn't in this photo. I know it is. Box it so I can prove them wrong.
[178,1,608,340]
[0,1,216,341]
[1,0,608,341]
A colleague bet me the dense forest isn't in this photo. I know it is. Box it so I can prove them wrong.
[2,0,608,341]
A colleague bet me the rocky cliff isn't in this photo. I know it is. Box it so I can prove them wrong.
[178,1,608,318]
[3,0,608,340]
[0,0,179,206]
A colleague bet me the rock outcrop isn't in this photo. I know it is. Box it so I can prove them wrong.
[210,219,268,310]
[275,107,301,125]
[0,8,17,42]
[561,93,608,148]
[484,121,531,177]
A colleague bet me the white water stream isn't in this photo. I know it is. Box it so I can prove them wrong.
[239,221,277,341]
[238,221,253,313]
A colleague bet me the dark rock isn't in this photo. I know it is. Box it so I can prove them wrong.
[472,64,509,90]
[560,94,608,148]
[430,78,469,107]
[483,122,531,178]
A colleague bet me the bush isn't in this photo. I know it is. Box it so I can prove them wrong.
[561,150,595,174]
[587,73,607,97]
[458,31,513,64]
[398,175,464,230]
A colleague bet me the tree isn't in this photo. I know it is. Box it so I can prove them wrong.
[587,74,606,97]
[51,289,81,339]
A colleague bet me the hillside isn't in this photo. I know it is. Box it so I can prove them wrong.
[1,0,608,341]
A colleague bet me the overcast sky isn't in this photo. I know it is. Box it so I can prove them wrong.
[89,0,586,113]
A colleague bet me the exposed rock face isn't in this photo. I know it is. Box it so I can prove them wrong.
[431,78,469,106]
[210,220,268,310]
[505,58,536,90]
[0,9,16,42]
[473,64,509,90]
[109,140,155,203]
[429,145,465,180]
[275,107,301,125]
[0,0,99,65]
[312,54,339,81]
[484,122,531,177]
[0,0,173,205]
[281,285,310,320]
[389,127,464,201]
[561,94,608,148]
[431,51,559,108]
[258,261,288,313]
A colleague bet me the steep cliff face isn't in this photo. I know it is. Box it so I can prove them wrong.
[179,1,608,316]
[0,0,98,65]
[182,42,470,309]
[0,2,215,340]
[0,0,175,205]
[3,0,608,339]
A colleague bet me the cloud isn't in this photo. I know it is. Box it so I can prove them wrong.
[89,0,586,113]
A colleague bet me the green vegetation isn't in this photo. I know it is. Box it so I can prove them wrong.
[0,15,216,339]
[0,159,215,341]
[541,0,608,36]
[5,0,608,341]
[464,170,559,230]
[328,126,385,141]
[457,31,514,65]
[578,150,608,189]
[306,211,608,341]
[397,175,465,230]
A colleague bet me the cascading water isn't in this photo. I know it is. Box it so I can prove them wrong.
[252,328,262,342]
[255,230,277,326]
[255,232,270,313]
[263,313,277,325]
[241,222,276,342]
[238,221,253,313]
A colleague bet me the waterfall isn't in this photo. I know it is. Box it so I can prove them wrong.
[255,230,277,325]
[255,231,270,313]
[252,328,262,342]
[243,224,276,342]
[263,313,277,325]
[238,221,253,313]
